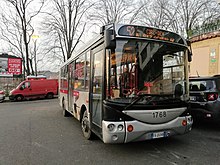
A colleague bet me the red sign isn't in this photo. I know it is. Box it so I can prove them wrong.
[144,82,153,87]
[8,58,22,75]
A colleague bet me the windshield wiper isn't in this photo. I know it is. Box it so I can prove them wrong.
[124,94,158,110]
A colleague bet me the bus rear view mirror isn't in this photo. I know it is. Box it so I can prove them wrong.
[104,29,116,49]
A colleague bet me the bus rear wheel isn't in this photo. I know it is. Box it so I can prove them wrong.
[81,111,94,140]
[62,99,70,117]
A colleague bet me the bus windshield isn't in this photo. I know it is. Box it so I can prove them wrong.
[107,39,188,103]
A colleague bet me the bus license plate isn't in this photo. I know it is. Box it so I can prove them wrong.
[151,132,166,139]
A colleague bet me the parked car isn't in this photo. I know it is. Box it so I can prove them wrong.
[0,90,5,102]
[189,75,220,122]
[9,79,58,101]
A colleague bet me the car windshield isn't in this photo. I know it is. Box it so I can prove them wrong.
[106,39,188,103]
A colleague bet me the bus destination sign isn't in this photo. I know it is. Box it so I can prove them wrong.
[118,25,183,44]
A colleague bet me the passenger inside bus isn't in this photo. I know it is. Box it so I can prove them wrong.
[119,67,133,97]
[110,70,117,88]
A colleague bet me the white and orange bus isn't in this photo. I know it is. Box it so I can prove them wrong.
[59,24,193,143]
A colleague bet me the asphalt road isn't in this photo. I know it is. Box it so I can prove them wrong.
[0,99,220,165]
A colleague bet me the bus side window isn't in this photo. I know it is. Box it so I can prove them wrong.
[74,55,86,90]
[85,52,90,91]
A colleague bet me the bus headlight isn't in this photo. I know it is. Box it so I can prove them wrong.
[107,124,115,132]
[117,124,124,131]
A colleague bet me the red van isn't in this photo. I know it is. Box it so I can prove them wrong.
[9,79,58,101]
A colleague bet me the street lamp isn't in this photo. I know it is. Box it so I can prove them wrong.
[31,35,40,76]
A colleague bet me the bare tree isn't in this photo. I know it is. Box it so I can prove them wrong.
[0,12,27,75]
[139,0,220,38]
[138,0,173,28]
[89,0,144,26]
[138,0,184,34]
[41,0,93,62]
[173,0,220,38]
[0,0,45,76]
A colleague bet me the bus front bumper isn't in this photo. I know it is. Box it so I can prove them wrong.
[102,116,193,144]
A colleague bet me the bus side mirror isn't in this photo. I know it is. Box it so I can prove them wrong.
[104,29,116,49]
[175,84,183,97]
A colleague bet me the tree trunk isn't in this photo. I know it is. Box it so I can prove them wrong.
[29,59,35,75]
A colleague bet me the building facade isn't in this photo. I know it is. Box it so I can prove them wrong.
[190,31,220,77]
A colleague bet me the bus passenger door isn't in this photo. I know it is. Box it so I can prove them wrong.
[68,63,74,114]
[91,47,104,132]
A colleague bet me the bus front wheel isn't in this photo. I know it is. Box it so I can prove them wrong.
[81,111,93,140]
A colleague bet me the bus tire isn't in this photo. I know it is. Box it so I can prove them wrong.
[81,111,94,140]
[15,95,24,101]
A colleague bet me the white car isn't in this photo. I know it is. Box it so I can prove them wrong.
[0,90,5,102]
